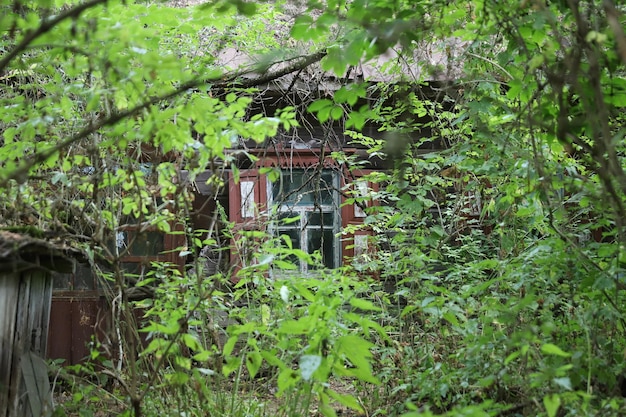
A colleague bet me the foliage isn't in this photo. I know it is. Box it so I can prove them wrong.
[2,0,626,416]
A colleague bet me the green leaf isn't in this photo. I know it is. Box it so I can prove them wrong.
[3,127,16,142]
[259,166,280,182]
[277,369,299,393]
[231,165,240,184]
[192,350,212,362]
[541,343,571,357]
[319,403,338,417]
[543,394,561,417]
[86,92,100,112]
[442,311,460,327]
[273,259,298,269]
[231,322,258,335]
[346,109,367,130]
[337,335,378,383]
[222,357,241,376]
[333,87,351,104]
[504,351,520,366]
[308,99,333,113]
[291,15,314,40]
[340,364,380,384]
[400,305,418,318]
[175,356,191,370]
[515,206,537,217]
[166,371,189,385]
[330,105,344,120]
[141,319,180,335]
[277,318,311,335]
[349,297,382,311]
[261,303,271,325]
[260,350,287,370]
[223,335,238,356]
[327,390,364,412]
[529,54,545,70]
[246,350,263,379]
[321,44,349,76]
[181,333,202,351]
[45,152,59,169]
[598,244,616,257]
[317,106,332,123]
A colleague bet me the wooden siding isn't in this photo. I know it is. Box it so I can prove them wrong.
[0,270,53,417]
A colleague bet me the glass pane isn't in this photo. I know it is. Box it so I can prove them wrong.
[52,272,71,290]
[272,171,301,203]
[273,170,334,206]
[307,211,334,226]
[74,264,96,290]
[128,231,165,256]
[316,171,335,206]
[308,229,335,269]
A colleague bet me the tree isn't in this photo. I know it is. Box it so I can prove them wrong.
[2,0,626,416]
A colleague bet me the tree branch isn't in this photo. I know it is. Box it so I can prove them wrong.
[219,50,327,88]
[604,0,626,67]
[0,50,327,187]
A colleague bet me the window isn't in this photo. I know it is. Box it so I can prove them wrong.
[269,169,340,272]
[52,264,97,292]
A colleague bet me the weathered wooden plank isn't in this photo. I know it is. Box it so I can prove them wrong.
[0,273,19,417]
[20,352,52,417]
[10,273,32,417]
[25,272,48,356]
[39,275,52,358]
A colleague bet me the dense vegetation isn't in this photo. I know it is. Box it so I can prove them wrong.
[1,0,626,416]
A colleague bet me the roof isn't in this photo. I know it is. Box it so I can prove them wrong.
[169,0,466,90]
[0,231,82,274]
[216,41,465,90]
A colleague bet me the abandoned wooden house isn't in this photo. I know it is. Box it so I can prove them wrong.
[44,37,464,364]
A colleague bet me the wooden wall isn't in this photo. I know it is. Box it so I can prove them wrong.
[0,270,53,417]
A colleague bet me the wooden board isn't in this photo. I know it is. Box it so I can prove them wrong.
[20,352,52,417]
[0,273,19,417]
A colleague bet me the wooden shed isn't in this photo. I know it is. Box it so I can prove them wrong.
[0,231,79,417]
